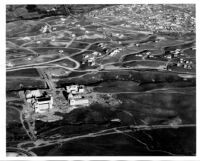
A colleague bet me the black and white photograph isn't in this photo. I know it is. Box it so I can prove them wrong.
[5,3,196,157]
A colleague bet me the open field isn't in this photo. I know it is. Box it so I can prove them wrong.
[56,70,195,87]
[31,126,195,156]
[122,60,166,68]
[6,78,47,91]
[7,68,40,77]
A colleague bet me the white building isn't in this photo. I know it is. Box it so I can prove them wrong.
[6,62,14,67]
[69,99,89,106]
[166,55,172,59]
[109,48,121,57]
[72,34,76,37]
[34,96,53,113]
[85,31,90,34]
[59,50,64,53]
[88,57,95,62]
[20,36,31,40]
[66,85,85,94]
[66,85,78,93]
[80,27,86,30]
[40,25,48,33]
[25,90,42,99]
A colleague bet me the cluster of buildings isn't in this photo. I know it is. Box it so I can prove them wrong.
[74,24,91,35]
[25,90,53,113]
[112,33,124,39]
[135,51,154,59]
[82,51,102,66]
[46,7,57,13]
[66,85,89,106]
[165,49,182,59]
[24,84,90,114]
[98,43,107,49]
[163,49,193,70]
[40,25,52,34]
[176,58,193,69]
[109,48,122,57]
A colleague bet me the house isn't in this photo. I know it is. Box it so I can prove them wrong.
[109,48,121,57]
[80,27,86,30]
[135,43,140,47]
[88,57,95,63]
[40,25,48,33]
[33,96,53,113]
[6,62,14,67]
[25,90,42,99]
[183,64,188,69]
[60,18,66,21]
[20,36,31,40]
[98,43,107,49]
[180,58,184,63]
[66,85,78,93]
[27,57,32,61]
[59,50,64,53]
[166,55,172,59]
[177,62,182,67]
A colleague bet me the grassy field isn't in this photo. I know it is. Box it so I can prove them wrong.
[51,59,77,68]
[55,70,194,87]
[94,81,195,93]
[6,48,35,59]
[67,71,89,78]
[7,38,32,46]
[32,47,81,56]
[68,41,89,49]
[122,60,166,68]
[7,106,21,124]
[7,20,45,37]
[182,48,196,58]
[7,68,40,77]
[6,78,47,91]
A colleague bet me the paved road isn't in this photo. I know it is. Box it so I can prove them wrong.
[17,123,195,153]
[7,147,36,156]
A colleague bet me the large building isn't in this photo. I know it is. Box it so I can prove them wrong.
[25,90,53,113]
[33,96,53,113]
[66,85,89,106]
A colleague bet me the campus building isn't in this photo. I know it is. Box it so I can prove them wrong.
[25,90,53,113]
[66,85,85,94]
[66,85,89,106]
[33,96,53,113]
[69,99,89,106]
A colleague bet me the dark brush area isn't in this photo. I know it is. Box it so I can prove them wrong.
[6,4,113,22]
